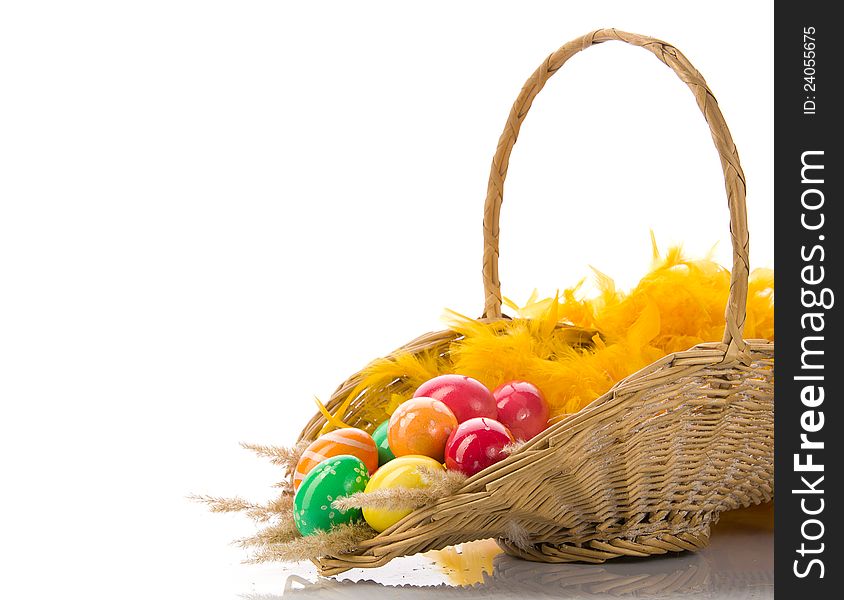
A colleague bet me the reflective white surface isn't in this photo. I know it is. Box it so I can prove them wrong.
[1,3,774,599]
[259,504,773,599]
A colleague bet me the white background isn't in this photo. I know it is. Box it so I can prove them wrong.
[0,1,772,598]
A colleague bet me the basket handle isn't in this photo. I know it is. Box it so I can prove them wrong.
[482,29,749,354]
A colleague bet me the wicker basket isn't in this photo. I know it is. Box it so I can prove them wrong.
[296,29,774,576]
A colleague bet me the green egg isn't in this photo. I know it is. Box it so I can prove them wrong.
[372,420,396,466]
[293,454,369,536]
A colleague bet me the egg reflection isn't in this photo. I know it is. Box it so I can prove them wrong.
[426,539,502,586]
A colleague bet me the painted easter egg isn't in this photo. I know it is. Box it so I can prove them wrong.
[388,397,458,462]
[293,427,378,490]
[413,374,497,422]
[493,380,550,441]
[362,455,444,533]
[293,454,369,536]
[444,417,514,476]
[371,420,396,466]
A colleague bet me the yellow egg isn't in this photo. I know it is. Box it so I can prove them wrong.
[362,455,444,533]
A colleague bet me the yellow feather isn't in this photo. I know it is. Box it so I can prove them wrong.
[315,396,352,434]
[322,241,774,427]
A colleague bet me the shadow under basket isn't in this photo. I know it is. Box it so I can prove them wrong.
[294,29,774,577]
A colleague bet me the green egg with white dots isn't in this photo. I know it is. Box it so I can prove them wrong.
[293,454,369,536]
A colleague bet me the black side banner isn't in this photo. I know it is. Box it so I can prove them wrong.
[775,4,842,597]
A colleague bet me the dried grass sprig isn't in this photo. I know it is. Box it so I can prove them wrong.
[417,466,468,492]
[244,522,375,564]
[242,493,294,522]
[240,440,311,472]
[190,492,293,522]
[330,488,429,511]
[263,493,293,515]
[502,440,527,456]
[331,466,466,511]
[189,494,261,514]
[237,519,299,548]
[503,521,533,551]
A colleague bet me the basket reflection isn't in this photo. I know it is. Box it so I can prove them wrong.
[280,504,772,599]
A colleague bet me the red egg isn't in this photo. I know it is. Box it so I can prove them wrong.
[413,374,497,423]
[493,380,550,441]
[444,417,514,476]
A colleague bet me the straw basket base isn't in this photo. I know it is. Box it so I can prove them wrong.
[312,338,772,577]
[497,520,712,564]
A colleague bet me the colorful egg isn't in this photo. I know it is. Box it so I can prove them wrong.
[362,455,444,533]
[444,417,514,476]
[372,420,396,466]
[388,397,458,462]
[493,380,550,441]
[293,427,378,490]
[293,454,369,536]
[413,374,497,423]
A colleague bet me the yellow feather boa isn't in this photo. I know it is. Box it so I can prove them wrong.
[331,240,774,428]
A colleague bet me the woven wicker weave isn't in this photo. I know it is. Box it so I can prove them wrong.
[296,29,774,576]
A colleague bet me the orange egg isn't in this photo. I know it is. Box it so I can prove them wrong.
[293,428,378,490]
[387,397,458,462]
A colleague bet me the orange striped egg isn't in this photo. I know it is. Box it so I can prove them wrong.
[293,427,378,491]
